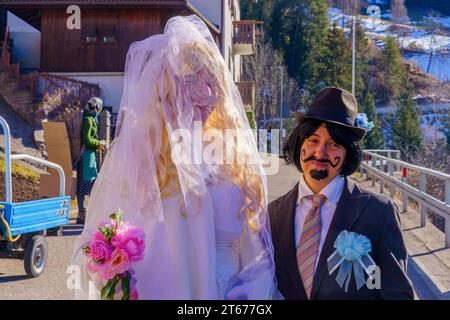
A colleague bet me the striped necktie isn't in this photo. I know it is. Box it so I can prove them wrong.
[296,194,327,299]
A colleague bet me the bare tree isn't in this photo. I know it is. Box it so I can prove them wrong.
[424,12,448,77]
[241,31,293,123]
[390,0,410,24]
[334,0,363,15]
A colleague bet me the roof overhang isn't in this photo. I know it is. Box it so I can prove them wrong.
[0,0,186,7]
[1,0,220,34]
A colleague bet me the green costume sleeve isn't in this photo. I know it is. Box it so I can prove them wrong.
[82,117,100,150]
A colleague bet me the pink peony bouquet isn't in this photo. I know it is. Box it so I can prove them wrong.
[82,209,145,300]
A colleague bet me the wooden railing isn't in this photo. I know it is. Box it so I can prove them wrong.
[236,80,255,108]
[1,34,19,81]
[233,20,256,46]
[1,29,40,100]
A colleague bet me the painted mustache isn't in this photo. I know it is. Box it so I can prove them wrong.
[302,154,341,168]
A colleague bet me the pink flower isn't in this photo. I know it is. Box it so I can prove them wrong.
[86,260,100,274]
[85,240,112,263]
[91,229,107,242]
[111,223,145,263]
[130,277,139,300]
[97,248,130,280]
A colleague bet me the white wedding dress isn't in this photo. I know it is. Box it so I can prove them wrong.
[72,15,278,300]
[134,178,246,299]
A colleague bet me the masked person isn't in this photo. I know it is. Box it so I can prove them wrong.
[71,15,278,300]
[269,87,415,300]
[76,97,106,225]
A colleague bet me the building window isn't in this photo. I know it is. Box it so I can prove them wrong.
[99,24,116,43]
[81,12,117,44]
[82,21,98,43]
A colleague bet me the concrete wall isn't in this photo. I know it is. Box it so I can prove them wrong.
[7,11,41,69]
[49,72,125,113]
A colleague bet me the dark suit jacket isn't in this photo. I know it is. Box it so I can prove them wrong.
[268,178,415,300]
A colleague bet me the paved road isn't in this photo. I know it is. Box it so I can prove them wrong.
[0,211,81,300]
[0,154,446,299]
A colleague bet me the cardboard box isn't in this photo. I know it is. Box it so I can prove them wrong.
[39,120,76,199]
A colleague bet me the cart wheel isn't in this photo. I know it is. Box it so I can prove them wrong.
[24,235,48,278]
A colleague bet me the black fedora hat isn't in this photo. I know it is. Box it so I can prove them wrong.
[302,87,366,140]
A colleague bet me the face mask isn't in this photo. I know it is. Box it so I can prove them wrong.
[180,69,218,122]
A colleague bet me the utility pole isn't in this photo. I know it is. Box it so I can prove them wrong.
[352,16,356,95]
[278,66,284,148]
[352,10,356,96]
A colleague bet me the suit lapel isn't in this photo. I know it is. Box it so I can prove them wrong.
[274,182,307,298]
[310,178,371,299]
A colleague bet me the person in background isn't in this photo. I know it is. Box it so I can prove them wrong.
[76,97,106,225]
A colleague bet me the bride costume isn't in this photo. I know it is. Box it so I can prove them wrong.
[71,15,278,300]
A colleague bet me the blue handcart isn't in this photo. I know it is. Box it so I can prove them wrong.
[0,116,70,278]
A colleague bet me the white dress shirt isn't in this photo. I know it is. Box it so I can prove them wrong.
[295,174,345,272]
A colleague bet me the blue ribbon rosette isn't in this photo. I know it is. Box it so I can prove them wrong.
[327,230,377,292]
[355,113,374,132]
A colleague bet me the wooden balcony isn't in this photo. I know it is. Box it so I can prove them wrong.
[232,20,256,55]
[236,81,255,111]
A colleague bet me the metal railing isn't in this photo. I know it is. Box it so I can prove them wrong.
[360,150,450,247]
[0,116,66,202]
[364,149,401,160]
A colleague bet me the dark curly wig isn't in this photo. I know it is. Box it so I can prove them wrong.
[283,118,362,177]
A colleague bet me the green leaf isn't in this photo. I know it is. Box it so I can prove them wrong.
[121,272,131,300]
[98,226,110,239]
[101,276,120,300]
[110,209,124,223]
[110,209,124,235]
[100,279,112,300]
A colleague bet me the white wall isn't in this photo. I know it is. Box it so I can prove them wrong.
[7,11,38,32]
[190,0,242,81]
[7,11,40,69]
[233,0,241,82]
[221,0,241,82]
[189,0,222,27]
[50,72,125,113]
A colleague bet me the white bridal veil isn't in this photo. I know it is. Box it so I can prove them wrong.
[71,15,278,299]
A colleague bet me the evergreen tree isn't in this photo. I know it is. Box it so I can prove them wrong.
[361,91,384,149]
[270,0,289,53]
[392,83,423,159]
[241,0,277,34]
[276,0,329,89]
[319,23,352,92]
[354,20,372,103]
[381,36,405,103]
[444,110,450,151]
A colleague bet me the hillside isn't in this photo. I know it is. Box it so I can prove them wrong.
[0,156,40,203]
